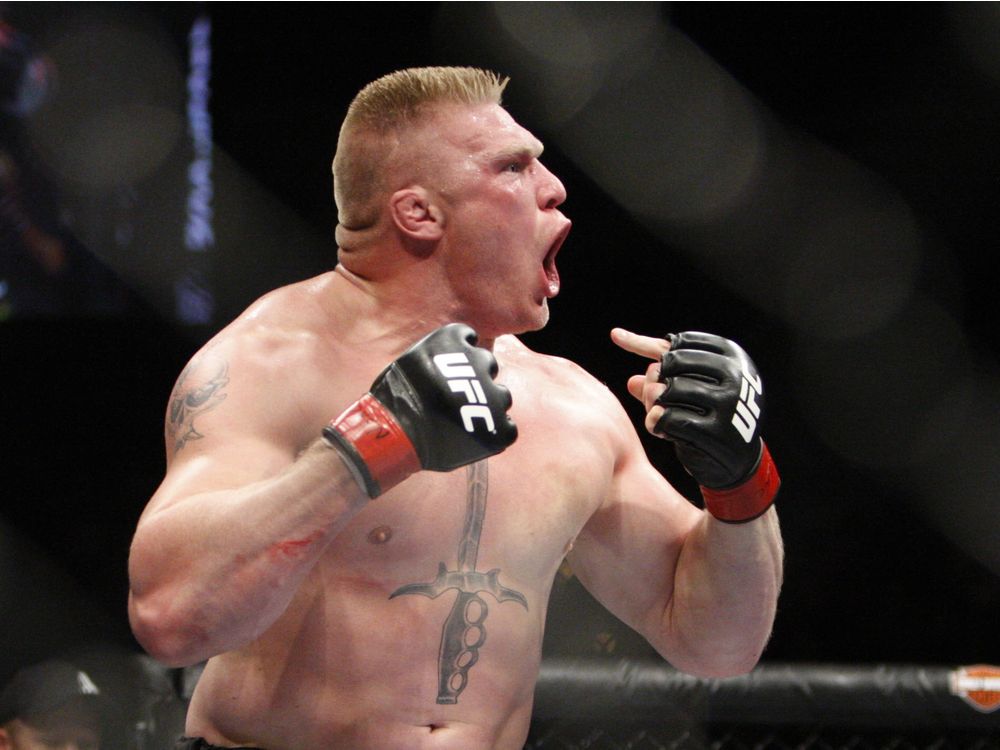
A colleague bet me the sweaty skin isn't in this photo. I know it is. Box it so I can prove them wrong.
[128,100,782,750]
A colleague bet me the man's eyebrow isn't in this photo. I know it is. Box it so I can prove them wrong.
[491,143,544,161]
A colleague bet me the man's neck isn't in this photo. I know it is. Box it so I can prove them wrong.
[330,263,493,351]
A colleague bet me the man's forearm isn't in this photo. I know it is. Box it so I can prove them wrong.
[128,439,368,666]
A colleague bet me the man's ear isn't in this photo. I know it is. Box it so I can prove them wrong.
[0,725,12,750]
[389,187,445,242]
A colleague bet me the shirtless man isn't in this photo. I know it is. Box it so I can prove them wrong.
[127,67,784,750]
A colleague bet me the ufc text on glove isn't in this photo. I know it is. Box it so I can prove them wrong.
[654,332,780,523]
[322,323,518,498]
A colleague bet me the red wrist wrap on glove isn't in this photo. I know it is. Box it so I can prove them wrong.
[324,394,421,498]
[700,441,780,523]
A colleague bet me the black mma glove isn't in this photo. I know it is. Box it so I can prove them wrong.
[322,323,517,498]
[656,331,780,523]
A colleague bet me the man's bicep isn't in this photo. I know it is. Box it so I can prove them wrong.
[146,350,302,517]
[568,446,700,639]
[148,435,298,515]
[161,349,239,460]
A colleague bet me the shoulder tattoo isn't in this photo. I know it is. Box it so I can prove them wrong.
[167,358,230,454]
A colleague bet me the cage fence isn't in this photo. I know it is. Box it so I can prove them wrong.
[524,659,1000,750]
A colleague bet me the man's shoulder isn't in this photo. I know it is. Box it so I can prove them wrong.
[497,334,581,375]
[189,274,339,374]
[498,335,618,402]
[242,273,337,327]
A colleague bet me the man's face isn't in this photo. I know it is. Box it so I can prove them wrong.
[414,102,571,338]
[1,704,101,750]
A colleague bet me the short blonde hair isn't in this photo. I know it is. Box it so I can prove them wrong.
[333,67,509,230]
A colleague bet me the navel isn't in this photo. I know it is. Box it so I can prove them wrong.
[367,525,393,545]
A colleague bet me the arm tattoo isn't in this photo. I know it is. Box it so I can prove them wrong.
[390,460,528,704]
[167,360,229,454]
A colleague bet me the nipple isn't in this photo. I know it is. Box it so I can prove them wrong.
[367,525,393,545]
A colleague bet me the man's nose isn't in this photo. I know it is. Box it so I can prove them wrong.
[537,162,567,210]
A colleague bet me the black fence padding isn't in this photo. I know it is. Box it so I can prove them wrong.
[530,659,1000,731]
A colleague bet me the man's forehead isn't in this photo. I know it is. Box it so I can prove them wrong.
[436,103,544,157]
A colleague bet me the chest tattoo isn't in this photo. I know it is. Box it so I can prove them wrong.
[389,460,528,704]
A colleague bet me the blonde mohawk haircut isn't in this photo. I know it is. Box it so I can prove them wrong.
[333,67,509,230]
[344,67,509,132]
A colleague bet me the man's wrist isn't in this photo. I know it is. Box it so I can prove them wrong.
[322,394,421,498]
[700,441,780,523]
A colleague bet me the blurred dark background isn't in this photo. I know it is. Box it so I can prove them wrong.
[2,0,998,690]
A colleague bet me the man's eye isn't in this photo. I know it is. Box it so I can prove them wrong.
[506,162,524,173]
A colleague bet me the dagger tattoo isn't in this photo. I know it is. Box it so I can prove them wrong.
[389,460,528,704]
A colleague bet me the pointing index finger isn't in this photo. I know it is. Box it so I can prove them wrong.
[611,328,672,360]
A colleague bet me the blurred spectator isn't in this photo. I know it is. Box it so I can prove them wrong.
[0,660,118,750]
[1,15,139,318]
[0,16,68,316]
[66,647,187,750]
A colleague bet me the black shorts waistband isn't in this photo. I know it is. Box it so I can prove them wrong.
[175,737,265,750]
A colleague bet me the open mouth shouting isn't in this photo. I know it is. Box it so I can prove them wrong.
[543,221,571,299]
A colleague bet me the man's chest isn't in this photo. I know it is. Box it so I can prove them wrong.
[323,391,617,588]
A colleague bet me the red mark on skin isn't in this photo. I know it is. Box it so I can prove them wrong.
[267,531,324,562]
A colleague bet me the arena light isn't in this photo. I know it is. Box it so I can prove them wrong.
[177,14,215,325]
[18,6,326,328]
